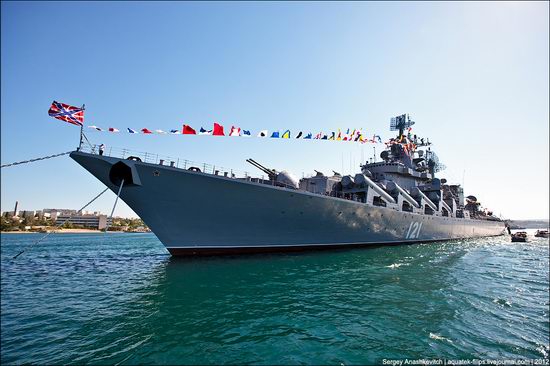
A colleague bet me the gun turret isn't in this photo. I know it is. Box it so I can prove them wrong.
[246,158,298,189]
[246,159,277,180]
[314,170,324,177]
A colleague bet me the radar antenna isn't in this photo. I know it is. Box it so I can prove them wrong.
[425,150,446,173]
[390,114,415,138]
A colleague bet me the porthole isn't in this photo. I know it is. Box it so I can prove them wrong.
[153,171,160,176]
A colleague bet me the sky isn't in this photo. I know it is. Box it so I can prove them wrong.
[1,1,548,220]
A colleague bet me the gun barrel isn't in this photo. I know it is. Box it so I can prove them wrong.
[246,159,276,179]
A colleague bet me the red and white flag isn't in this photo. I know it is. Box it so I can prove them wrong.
[229,126,241,136]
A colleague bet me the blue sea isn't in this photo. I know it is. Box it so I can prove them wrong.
[1,232,549,365]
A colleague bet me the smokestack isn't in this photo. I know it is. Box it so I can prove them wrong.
[14,201,18,216]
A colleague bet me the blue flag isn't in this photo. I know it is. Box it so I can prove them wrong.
[271,131,280,138]
[304,133,312,139]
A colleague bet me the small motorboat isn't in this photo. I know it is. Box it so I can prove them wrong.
[511,231,528,242]
[534,230,549,238]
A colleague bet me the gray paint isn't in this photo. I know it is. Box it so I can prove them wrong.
[71,152,505,253]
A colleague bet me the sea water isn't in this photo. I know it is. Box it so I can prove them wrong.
[1,231,548,364]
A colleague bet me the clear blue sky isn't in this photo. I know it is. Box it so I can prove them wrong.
[1,1,548,220]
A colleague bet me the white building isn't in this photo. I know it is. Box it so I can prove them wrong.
[55,214,111,230]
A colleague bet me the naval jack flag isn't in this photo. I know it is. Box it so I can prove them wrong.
[48,101,85,126]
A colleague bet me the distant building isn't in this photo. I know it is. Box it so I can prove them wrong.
[20,210,35,219]
[43,209,78,222]
[2,211,14,219]
[43,208,78,215]
[80,210,101,216]
[134,226,151,233]
[55,214,112,230]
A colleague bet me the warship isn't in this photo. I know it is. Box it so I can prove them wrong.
[71,114,505,255]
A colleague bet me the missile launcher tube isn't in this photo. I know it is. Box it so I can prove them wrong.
[341,175,355,189]
[410,187,438,211]
[440,199,452,214]
[358,174,396,204]
[386,181,421,208]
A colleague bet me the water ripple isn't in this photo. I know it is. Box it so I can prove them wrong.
[1,232,549,364]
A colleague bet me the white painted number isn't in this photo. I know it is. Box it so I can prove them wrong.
[406,222,423,239]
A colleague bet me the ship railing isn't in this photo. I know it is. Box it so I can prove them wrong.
[79,145,303,188]
[80,144,250,178]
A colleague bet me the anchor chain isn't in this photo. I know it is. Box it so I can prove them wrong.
[1,151,72,168]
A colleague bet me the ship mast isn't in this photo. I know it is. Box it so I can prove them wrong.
[390,113,415,139]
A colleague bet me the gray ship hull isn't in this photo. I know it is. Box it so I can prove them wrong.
[71,151,505,255]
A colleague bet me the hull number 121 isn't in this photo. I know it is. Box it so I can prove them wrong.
[406,222,423,239]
